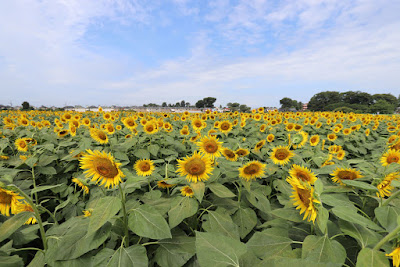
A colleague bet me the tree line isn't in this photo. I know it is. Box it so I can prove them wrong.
[281,91,400,114]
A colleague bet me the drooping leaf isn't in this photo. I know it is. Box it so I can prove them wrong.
[208,183,236,198]
[0,212,33,243]
[232,207,257,239]
[202,210,240,240]
[87,196,121,235]
[154,236,196,267]
[355,248,389,267]
[168,197,198,228]
[301,235,346,265]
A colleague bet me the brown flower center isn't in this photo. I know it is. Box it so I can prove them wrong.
[337,170,357,180]
[387,155,399,164]
[244,164,260,175]
[94,158,119,178]
[204,141,218,153]
[224,150,236,158]
[140,162,151,171]
[0,192,12,204]
[296,171,310,182]
[297,188,311,206]
[185,158,206,175]
[275,149,289,160]
[220,122,230,130]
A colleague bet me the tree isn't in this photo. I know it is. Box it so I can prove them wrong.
[279,98,303,111]
[372,94,397,106]
[203,97,216,108]
[227,102,240,111]
[21,101,30,110]
[307,91,341,111]
[239,104,251,113]
[180,100,186,107]
[370,100,395,114]
[162,102,167,107]
[185,102,190,107]
[341,91,372,105]
[195,100,205,108]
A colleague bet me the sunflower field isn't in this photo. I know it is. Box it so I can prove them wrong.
[1,108,400,267]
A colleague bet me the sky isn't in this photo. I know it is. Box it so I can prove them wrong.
[0,0,400,108]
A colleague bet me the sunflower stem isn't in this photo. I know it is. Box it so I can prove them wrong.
[118,183,129,247]
[31,167,39,205]
[382,190,400,207]
[373,224,400,251]
[10,185,47,251]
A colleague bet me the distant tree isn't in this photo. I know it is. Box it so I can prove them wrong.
[180,100,186,107]
[372,94,397,106]
[185,102,190,107]
[370,100,395,114]
[195,100,204,108]
[227,102,240,111]
[168,103,172,107]
[162,102,167,107]
[21,101,30,110]
[307,91,342,111]
[341,91,372,105]
[203,97,217,108]
[239,104,251,113]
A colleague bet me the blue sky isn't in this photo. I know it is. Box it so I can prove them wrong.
[0,0,400,108]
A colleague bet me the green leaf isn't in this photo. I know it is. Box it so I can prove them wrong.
[375,206,400,232]
[355,248,389,267]
[317,206,329,234]
[87,196,121,235]
[332,206,383,231]
[168,197,198,228]
[232,207,257,239]
[38,155,58,166]
[195,231,247,267]
[154,236,196,267]
[134,149,150,159]
[0,212,33,243]
[106,245,148,267]
[128,204,172,239]
[202,210,240,240]
[191,182,205,202]
[209,183,236,198]
[245,190,271,213]
[269,208,304,223]
[338,220,382,248]
[0,254,23,267]
[27,251,45,267]
[25,156,38,168]
[246,228,293,260]
[148,144,160,157]
[31,184,63,194]
[114,151,129,161]
[341,180,378,191]
[36,166,57,175]
[301,235,346,265]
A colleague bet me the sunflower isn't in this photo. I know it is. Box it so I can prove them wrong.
[336,150,346,160]
[365,128,370,136]
[180,128,190,136]
[181,186,194,197]
[291,131,308,149]
[157,180,175,189]
[105,124,115,134]
[221,148,238,161]
[287,178,320,223]
[83,209,93,217]
[0,155,9,160]
[90,128,109,144]
[123,117,137,130]
[259,124,267,132]
[69,125,77,137]
[289,165,317,184]
[72,178,89,194]
[254,140,266,151]
[376,173,399,198]
[342,128,351,135]
[386,247,400,267]
[327,133,337,141]
[0,187,24,216]
[235,148,250,157]
[15,138,28,152]
[239,161,266,181]
[219,121,233,134]
[134,159,155,176]
[176,151,214,183]
[143,121,159,134]
[267,134,275,142]
[80,150,125,188]
[192,119,204,131]
[381,149,400,166]
[82,118,91,126]
[330,168,362,185]
[309,135,320,146]
[197,135,222,159]
[15,202,36,224]
[57,129,69,138]
[270,146,294,166]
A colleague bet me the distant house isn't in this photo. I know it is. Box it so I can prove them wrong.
[302,103,308,111]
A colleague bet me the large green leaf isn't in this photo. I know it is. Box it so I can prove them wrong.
[0,212,33,243]
[355,248,389,267]
[208,183,236,198]
[0,254,24,267]
[341,180,378,191]
[195,231,247,267]
[168,197,198,228]
[202,210,240,240]
[232,207,257,239]
[87,196,121,235]
[31,184,63,194]
[106,245,148,267]
[332,206,383,231]
[301,235,346,265]
[128,204,172,239]
[154,236,196,267]
[269,208,304,222]
[375,206,400,232]
[191,182,205,202]
[246,228,293,260]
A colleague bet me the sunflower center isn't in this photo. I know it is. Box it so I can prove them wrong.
[275,149,289,160]
[387,155,399,163]
[98,131,107,140]
[147,126,154,131]
[94,158,119,178]
[244,164,260,175]
[140,162,151,171]
[185,158,206,175]
[338,171,357,180]
[220,122,230,130]
[204,141,218,153]
[19,142,26,148]
[194,121,202,127]
[0,192,12,204]
[297,188,311,207]
[224,150,236,158]
[297,171,310,182]
[311,137,317,143]
[236,150,247,156]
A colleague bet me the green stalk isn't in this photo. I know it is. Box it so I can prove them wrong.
[118,183,129,247]
[10,185,47,251]
[31,167,39,205]
[373,224,400,251]
[382,190,400,207]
